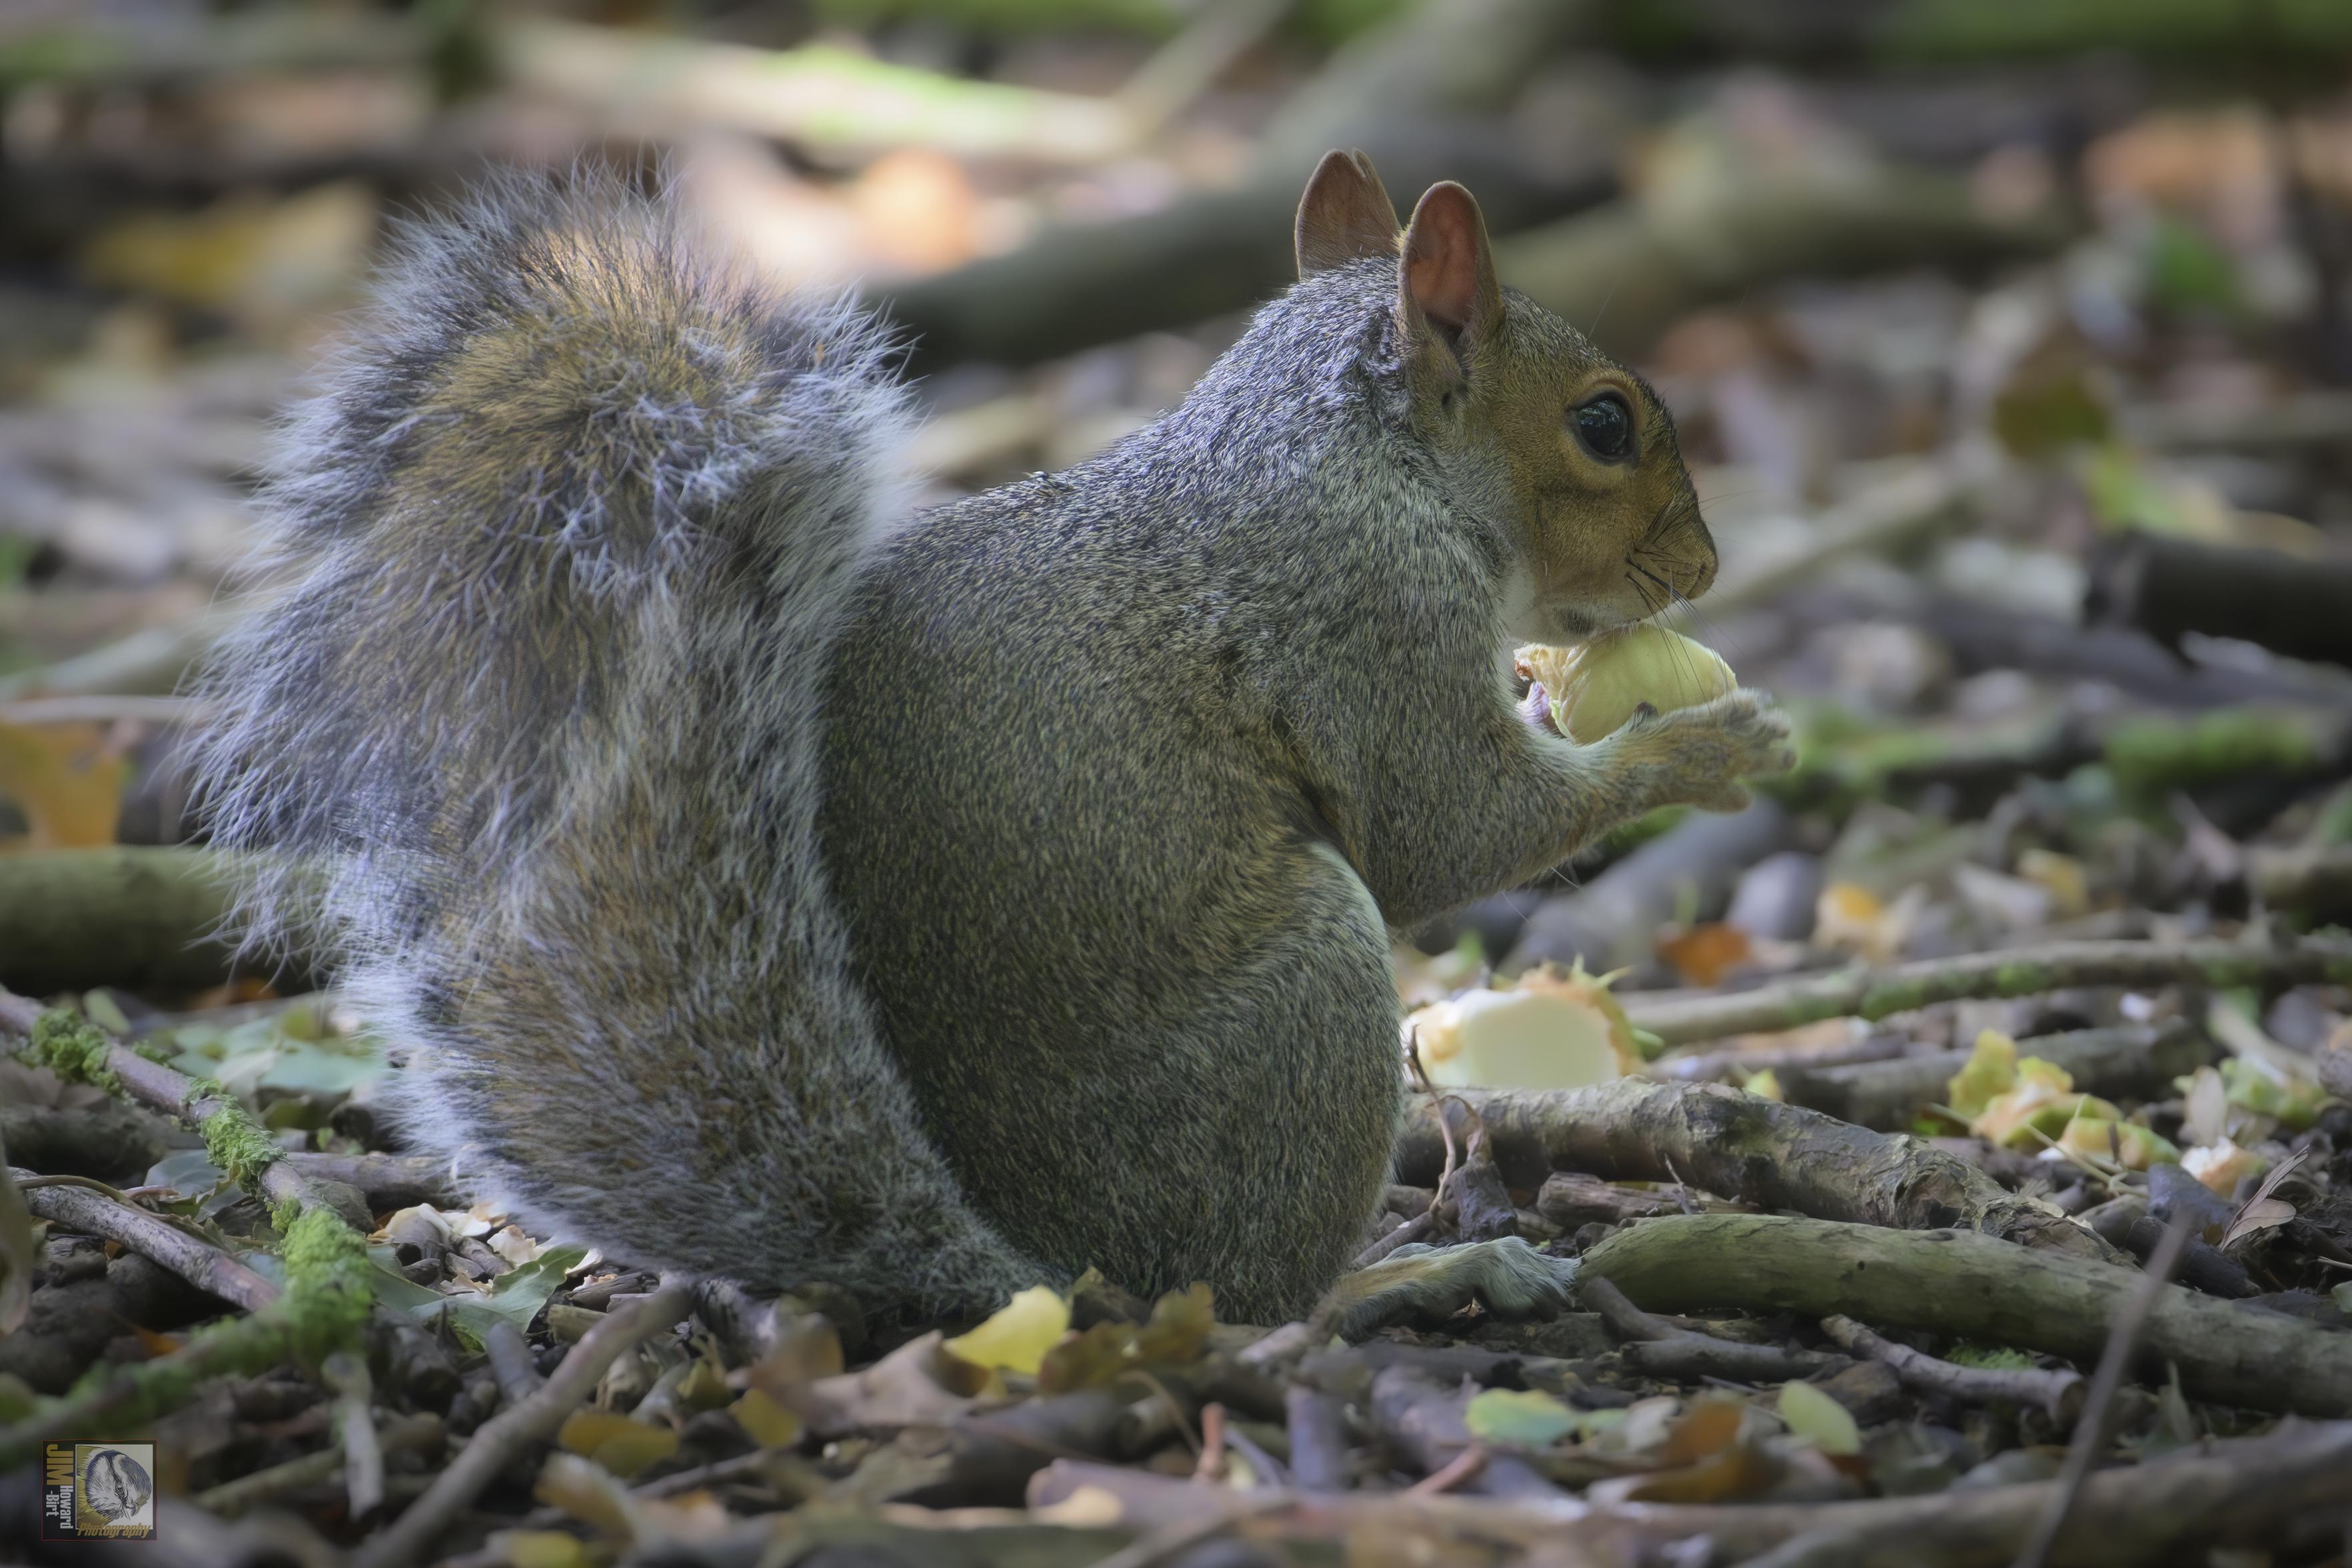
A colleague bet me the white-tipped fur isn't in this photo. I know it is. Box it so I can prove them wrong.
[190,167,1042,1311]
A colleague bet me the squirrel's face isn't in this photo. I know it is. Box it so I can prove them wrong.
[1293,151,1718,643]
[1469,311,1716,643]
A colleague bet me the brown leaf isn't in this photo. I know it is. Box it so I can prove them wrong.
[1657,1396,1746,1465]
[2223,1147,2309,1249]
[1657,923,1754,987]
[1618,1439,1778,1503]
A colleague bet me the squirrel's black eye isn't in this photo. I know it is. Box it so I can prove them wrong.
[1571,394,1634,462]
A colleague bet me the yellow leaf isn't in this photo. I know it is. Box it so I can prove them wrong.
[2015,849,2090,918]
[730,1387,804,1450]
[0,719,129,849]
[530,1451,632,1538]
[1778,1379,1861,1455]
[678,1356,734,1413]
[1945,1030,2019,1120]
[942,1284,1069,1375]
[1743,1069,1783,1102]
[555,1410,678,1479]
[489,1529,597,1568]
[2053,1117,2178,1171]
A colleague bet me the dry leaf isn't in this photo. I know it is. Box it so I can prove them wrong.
[1612,1439,1777,1504]
[2181,1137,2267,1199]
[0,719,130,849]
[798,1331,992,1435]
[1814,883,1922,965]
[730,1388,803,1449]
[555,1410,679,1479]
[1658,922,1754,987]
[1657,1396,1747,1465]
[2223,1148,2309,1249]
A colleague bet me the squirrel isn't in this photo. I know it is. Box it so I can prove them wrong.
[190,150,1792,1329]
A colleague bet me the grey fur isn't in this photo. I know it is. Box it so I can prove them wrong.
[193,167,1787,1325]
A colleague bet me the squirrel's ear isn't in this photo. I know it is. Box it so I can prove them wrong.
[1398,181,1503,376]
[1295,149,1400,278]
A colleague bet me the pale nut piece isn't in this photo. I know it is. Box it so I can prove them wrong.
[1516,625,1737,745]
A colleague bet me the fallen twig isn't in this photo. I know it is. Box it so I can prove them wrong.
[1024,1419,2352,1567]
[2013,1215,2192,1568]
[322,1350,383,1522]
[1396,1080,2121,1263]
[13,1167,280,1312]
[1620,937,2352,1047]
[1582,1273,1849,1384]
[1770,1024,2208,1132]
[1820,1315,2084,1427]
[352,1279,693,1568]
[1580,1213,2352,1417]
[191,1411,442,1518]
[9,994,367,1229]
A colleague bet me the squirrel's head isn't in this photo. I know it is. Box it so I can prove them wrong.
[1296,150,1715,642]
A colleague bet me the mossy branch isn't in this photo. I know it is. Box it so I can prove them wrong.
[1620,937,2352,1047]
[0,1205,371,1469]
[1579,1213,2352,1418]
[17,1004,366,1229]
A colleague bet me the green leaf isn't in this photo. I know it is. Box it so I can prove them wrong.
[1464,1388,1585,1448]
[1778,1379,1861,1455]
[143,1148,229,1203]
[369,1242,590,1349]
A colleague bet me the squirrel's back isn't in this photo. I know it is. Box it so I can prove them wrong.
[193,168,1043,1311]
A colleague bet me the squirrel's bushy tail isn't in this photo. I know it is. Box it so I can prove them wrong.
[193,168,1038,1310]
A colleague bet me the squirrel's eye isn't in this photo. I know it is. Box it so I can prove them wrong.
[1570,394,1634,462]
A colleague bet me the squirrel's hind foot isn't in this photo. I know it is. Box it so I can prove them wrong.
[1311,1235,1580,1343]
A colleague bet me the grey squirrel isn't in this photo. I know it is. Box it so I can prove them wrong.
[191,150,1791,1327]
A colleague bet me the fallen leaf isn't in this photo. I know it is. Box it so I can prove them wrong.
[1946,1032,2020,1121]
[799,1331,990,1435]
[0,719,130,849]
[1777,1379,1862,1455]
[942,1284,1069,1376]
[1658,922,1754,987]
[491,1528,599,1568]
[1463,1388,1582,1448]
[2181,1137,2267,1198]
[2180,1066,2231,1148]
[2053,1117,2179,1171]
[2223,1148,2309,1249]
[1615,1439,1777,1503]
[1658,1396,1747,1465]
[531,1451,634,1539]
[555,1410,679,1479]
[1814,883,1923,965]
[730,1388,804,1449]
[2015,848,2091,918]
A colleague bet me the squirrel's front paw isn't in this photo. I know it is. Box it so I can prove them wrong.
[1627,687,1795,813]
